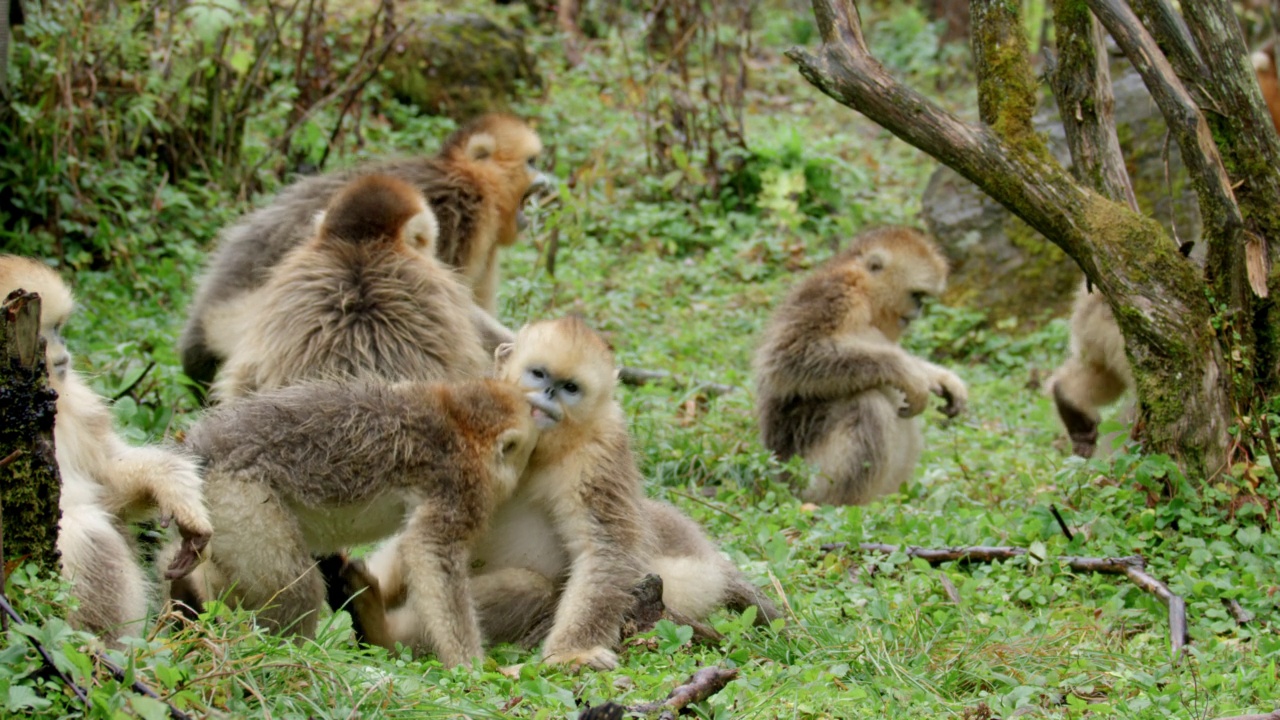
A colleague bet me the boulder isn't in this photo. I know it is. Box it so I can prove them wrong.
[923,64,1202,324]
[383,14,541,119]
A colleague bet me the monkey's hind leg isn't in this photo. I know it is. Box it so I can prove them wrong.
[205,475,324,637]
[398,505,484,667]
[472,567,559,647]
[1048,358,1128,458]
[318,554,397,651]
[58,499,151,644]
[799,396,908,506]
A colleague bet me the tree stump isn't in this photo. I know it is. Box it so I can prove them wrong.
[0,289,61,575]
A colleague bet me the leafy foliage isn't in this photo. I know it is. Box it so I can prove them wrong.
[2,1,1279,718]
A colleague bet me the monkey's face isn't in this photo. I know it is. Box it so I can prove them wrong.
[455,116,554,240]
[0,256,75,383]
[495,319,616,438]
[848,233,948,341]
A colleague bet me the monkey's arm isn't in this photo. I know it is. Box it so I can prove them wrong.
[397,501,484,668]
[470,305,516,354]
[541,485,646,671]
[766,336,933,416]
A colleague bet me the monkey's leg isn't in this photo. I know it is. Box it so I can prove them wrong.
[205,476,323,637]
[58,496,151,645]
[1049,358,1128,458]
[317,554,397,651]
[398,506,484,668]
[472,568,558,646]
[799,395,898,506]
[540,537,640,670]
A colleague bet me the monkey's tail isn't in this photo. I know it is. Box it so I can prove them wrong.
[723,577,783,627]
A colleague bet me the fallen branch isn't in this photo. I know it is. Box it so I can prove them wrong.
[617,366,737,397]
[0,593,194,719]
[1221,597,1255,626]
[1212,713,1280,720]
[822,543,1188,657]
[579,666,740,720]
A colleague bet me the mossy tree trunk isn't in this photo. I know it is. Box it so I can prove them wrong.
[1,290,61,574]
[787,0,1280,480]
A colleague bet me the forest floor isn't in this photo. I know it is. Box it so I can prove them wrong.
[3,2,1278,719]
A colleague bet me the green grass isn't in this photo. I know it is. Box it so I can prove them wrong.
[3,1,1280,718]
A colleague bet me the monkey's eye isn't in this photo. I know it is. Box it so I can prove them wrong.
[530,368,546,380]
[562,381,580,395]
[527,157,537,167]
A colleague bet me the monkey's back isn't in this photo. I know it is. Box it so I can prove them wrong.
[188,382,485,505]
[214,238,488,399]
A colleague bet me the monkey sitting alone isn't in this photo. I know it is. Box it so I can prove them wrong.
[0,255,212,645]
[209,173,491,402]
[338,318,779,669]
[166,379,557,667]
[180,114,552,393]
[753,227,968,506]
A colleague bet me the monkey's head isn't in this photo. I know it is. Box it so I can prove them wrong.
[0,255,75,383]
[494,317,616,438]
[837,227,948,341]
[317,174,440,253]
[441,379,559,499]
[440,114,553,244]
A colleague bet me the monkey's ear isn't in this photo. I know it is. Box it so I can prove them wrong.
[403,209,440,253]
[494,342,515,368]
[465,133,497,161]
[866,252,886,273]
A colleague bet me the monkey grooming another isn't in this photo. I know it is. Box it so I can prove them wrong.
[181,114,552,392]
[753,226,968,506]
[345,318,779,669]
[166,379,557,668]
[209,173,490,402]
[0,256,212,645]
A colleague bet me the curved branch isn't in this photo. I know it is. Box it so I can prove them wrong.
[1050,2,1139,212]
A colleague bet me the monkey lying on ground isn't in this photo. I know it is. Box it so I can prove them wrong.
[209,173,490,401]
[180,113,551,392]
[0,256,211,645]
[165,379,556,667]
[753,226,968,506]
[336,318,778,669]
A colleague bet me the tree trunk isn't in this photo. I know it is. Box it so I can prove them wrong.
[783,0,1279,478]
[1,290,61,573]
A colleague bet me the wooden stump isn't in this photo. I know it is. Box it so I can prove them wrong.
[1,289,61,575]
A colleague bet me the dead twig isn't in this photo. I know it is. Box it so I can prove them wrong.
[1049,504,1075,541]
[617,366,737,397]
[1211,713,1280,720]
[111,361,155,402]
[1221,597,1255,626]
[0,593,91,707]
[0,449,23,469]
[824,543,1188,657]
[578,666,738,720]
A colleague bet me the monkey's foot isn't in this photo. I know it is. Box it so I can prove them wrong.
[1052,386,1099,458]
[542,645,619,671]
[163,524,211,580]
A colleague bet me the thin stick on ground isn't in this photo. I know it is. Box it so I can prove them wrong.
[578,666,740,720]
[617,366,738,397]
[0,593,91,707]
[822,543,1188,657]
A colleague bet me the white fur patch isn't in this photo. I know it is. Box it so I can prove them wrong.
[1254,50,1273,72]
[650,555,729,619]
[465,132,497,160]
[403,208,440,254]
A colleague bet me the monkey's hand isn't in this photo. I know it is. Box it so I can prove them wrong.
[929,368,968,418]
[895,371,933,418]
[542,646,619,672]
[163,521,211,580]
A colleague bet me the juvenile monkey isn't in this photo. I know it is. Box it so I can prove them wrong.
[181,114,550,390]
[167,379,555,667]
[209,173,490,401]
[753,227,968,506]
[345,318,778,667]
[0,256,211,645]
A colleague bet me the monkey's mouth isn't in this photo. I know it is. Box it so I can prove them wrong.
[518,173,557,231]
[525,392,562,429]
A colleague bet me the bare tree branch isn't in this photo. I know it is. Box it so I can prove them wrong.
[1050,2,1139,211]
[1128,0,1211,104]
[822,543,1187,657]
